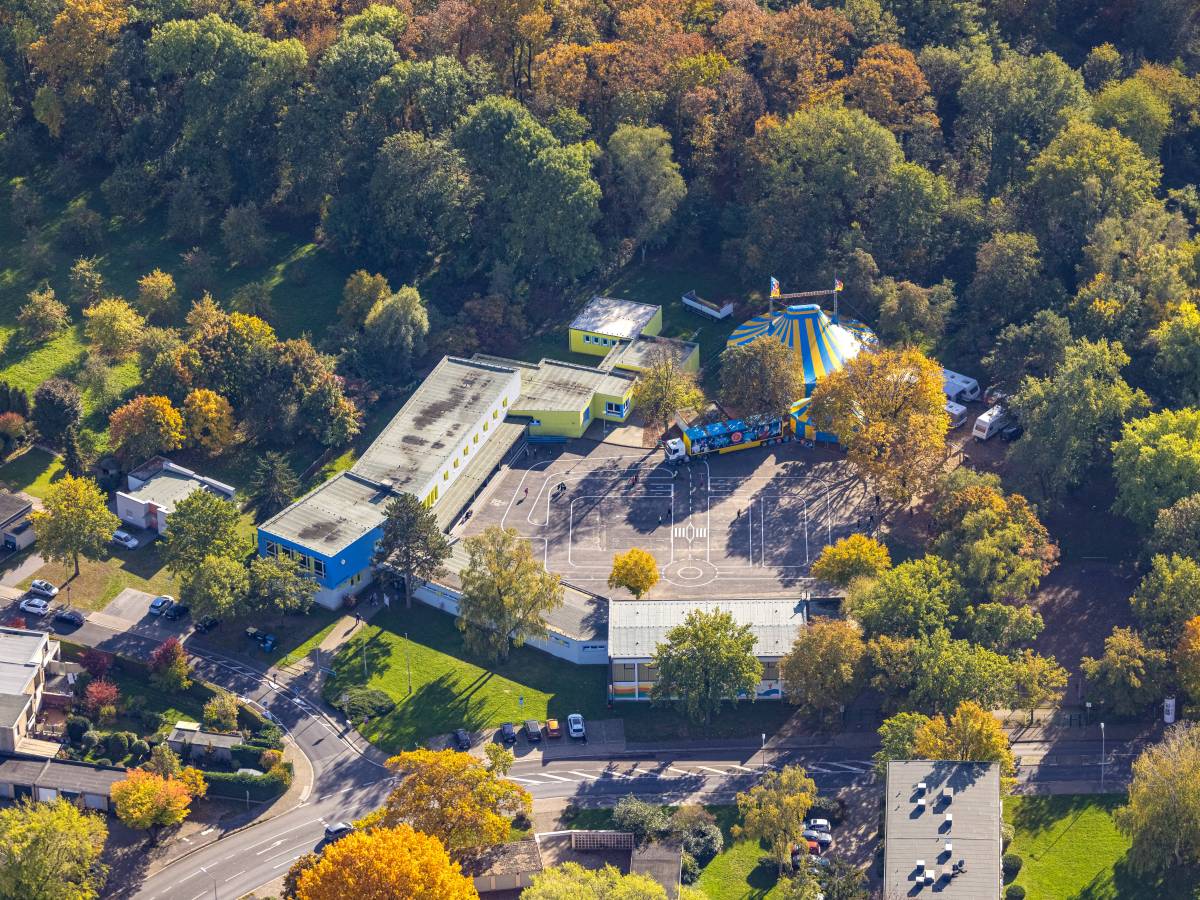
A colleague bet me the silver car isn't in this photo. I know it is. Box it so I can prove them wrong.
[28,579,58,599]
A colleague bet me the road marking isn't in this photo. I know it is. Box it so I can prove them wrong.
[805,765,834,774]
[224,869,246,882]
[729,764,756,772]
[667,766,692,776]
[256,839,286,855]
[507,776,543,785]
[538,773,574,782]
[696,766,728,775]
[274,854,304,869]
[569,770,599,780]
[199,827,214,836]
[603,770,634,778]
[824,762,869,773]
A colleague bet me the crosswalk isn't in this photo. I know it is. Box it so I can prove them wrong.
[505,759,875,787]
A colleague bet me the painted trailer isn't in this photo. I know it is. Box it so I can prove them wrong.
[665,415,787,462]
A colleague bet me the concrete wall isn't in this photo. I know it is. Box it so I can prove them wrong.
[414,582,608,665]
[114,492,152,531]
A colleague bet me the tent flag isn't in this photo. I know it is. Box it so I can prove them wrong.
[834,278,844,292]
[770,277,781,298]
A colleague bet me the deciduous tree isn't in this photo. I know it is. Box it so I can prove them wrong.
[373,493,451,609]
[0,797,107,900]
[809,347,948,504]
[962,603,1044,654]
[633,349,704,435]
[982,310,1072,400]
[523,862,667,899]
[203,690,239,731]
[149,637,192,693]
[650,608,763,727]
[1115,723,1200,873]
[183,554,249,619]
[361,285,429,380]
[338,271,392,328]
[1131,554,1200,647]
[1175,617,1200,701]
[780,618,865,720]
[1012,649,1068,724]
[912,700,1015,776]
[457,526,562,662]
[108,395,185,465]
[370,750,531,854]
[733,765,817,871]
[1152,302,1200,406]
[31,474,118,577]
[18,285,70,342]
[873,710,931,775]
[1151,494,1200,561]
[111,769,193,841]
[220,203,269,267]
[83,298,146,357]
[1082,626,1168,716]
[608,547,659,599]
[1113,408,1200,530]
[32,379,82,448]
[719,337,804,419]
[183,389,236,454]
[602,124,686,252]
[162,489,246,580]
[135,270,178,322]
[248,554,316,614]
[845,556,962,639]
[810,534,891,587]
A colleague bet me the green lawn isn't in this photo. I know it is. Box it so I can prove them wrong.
[0,447,64,499]
[20,541,178,611]
[1005,794,1200,899]
[193,604,343,668]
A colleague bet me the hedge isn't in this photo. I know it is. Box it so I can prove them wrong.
[204,763,294,802]
[1006,886,1026,900]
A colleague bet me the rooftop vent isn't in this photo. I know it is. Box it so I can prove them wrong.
[917,781,927,794]
[945,812,953,826]
[942,786,955,801]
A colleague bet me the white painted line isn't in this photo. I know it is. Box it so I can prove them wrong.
[697,766,728,775]
[729,764,756,772]
[603,771,634,778]
[199,827,214,836]
[806,765,834,774]
[273,854,304,869]
[224,869,246,882]
[569,770,599,780]
[507,776,543,785]
[256,839,286,855]
[538,773,574,782]
[667,766,692,776]
[824,762,869,773]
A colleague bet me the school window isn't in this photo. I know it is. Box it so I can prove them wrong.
[530,419,541,427]
[349,572,362,587]
[443,471,449,481]
[483,421,488,432]
[463,446,469,457]
[265,541,279,557]
[583,407,591,423]
[613,663,637,682]
[641,664,659,683]
[453,458,460,468]
[493,409,498,419]
[473,434,479,444]
[762,661,779,681]
[584,334,592,344]
[312,559,326,578]
[502,397,508,407]
[606,401,626,416]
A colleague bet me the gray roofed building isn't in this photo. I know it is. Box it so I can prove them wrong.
[0,491,32,530]
[883,760,1002,899]
[259,471,391,557]
[570,296,660,341]
[116,458,236,536]
[352,356,519,493]
[606,334,699,373]
[608,598,806,659]
[0,756,126,811]
[510,359,635,414]
[0,695,30,729]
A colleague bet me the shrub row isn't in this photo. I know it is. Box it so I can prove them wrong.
[204,763,294,802]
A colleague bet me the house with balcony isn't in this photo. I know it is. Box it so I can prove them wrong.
[0,627,78,755]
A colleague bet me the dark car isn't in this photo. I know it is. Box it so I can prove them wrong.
[999,423,1024,442]
[244,627,278,652]
[524,720,542,742]
[194,616,220,633]
[164,602,190,621]
[499,722,517,745]
[324,822,354,842]
[52,609,84,627]
[453,728,472,750]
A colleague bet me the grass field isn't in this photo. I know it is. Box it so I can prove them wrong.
[0,447,63,499]
[1005,794,1200,899]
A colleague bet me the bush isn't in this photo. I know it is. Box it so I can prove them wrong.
[66,715,92,745]
[1001,820,1014,851]
[80,730,102,752]
[129,739,150,762]
[92,758,112,767]
[681,822,724,862]
[613,797,669,845]
[260,749,283,769]
[1003,853,1023,881]
[807,795,847,826]
[338,687,395,721]
[680,851,700,885]
[247,725,284,750]
[106,732,129,759]
[98,704,116,726]
[79,648,113,679]
[1006,886,1026,900]
[204,763,294,802]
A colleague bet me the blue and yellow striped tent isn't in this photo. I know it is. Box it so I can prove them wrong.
[726,304,873,395]
[788,396,838,443]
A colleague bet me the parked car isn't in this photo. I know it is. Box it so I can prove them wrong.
[27,579,58,599]
[244,627,277,652]
[802,828,833,849]
[194,616,220,633]
[19,597,49,616]
[164,602,190,621]
[792,846,830,869]
[453,728,472,750]
[805,818,832,833]
[567,713,586,739]
[111,530,139,550]
[524,720,542,742]
[53,609,84,627]
[149,595,173,615]
[499,722,517,745]
[545,718,562,738]
[324,822,354,841]
[999,423,1024,442]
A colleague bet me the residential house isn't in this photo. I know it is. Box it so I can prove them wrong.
[115,457,236,535]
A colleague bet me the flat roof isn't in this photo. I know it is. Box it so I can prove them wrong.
[168,727,243,749]
[610,334,698,371]
[570,296,659,340]
[0,491,31,527]
[0,756,126,794]
[0,628,46,667]
[475,356,633,414]
[883,761,1002,898]
[124,470,210,509]
[352,357,517,492]
[460,839,542,878]
[0,694,29,728]
[260,471,390,556]
[608,599,805,659]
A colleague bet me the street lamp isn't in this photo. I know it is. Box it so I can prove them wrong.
[761,733,767,772]
[1100,722,1106,792]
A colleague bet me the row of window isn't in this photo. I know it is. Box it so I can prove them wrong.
[263,541,326,578]
[439,398,510,481]
[605,400,629,417]
[583,334,618,347]
[613,661,779,681]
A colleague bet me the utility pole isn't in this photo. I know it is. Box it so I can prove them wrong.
[1100,722,1106,791]
[405,632,412,695]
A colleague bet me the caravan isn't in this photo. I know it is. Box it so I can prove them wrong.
[945,401,968,429]
[942,369,981,403]
[972,404,1012,441]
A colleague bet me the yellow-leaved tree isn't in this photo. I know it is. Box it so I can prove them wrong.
[31,474,119,578]
[809,346,948,503]
[183,389,237,454]
[608,547,659,598]
[365,750,531,856]
[810,534,892,587]
[733,765,817,872]
[913,701,1015,778]
[110,769,193,841]
[108,395,185,464]
[1176,616,1200,701]
[295,825,478,900]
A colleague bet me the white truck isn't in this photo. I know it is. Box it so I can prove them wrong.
[972,404,1012,441]
[942,369,981,403]
[945,400,968,429]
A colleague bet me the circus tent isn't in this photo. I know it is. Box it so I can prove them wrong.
[726,304,875,396]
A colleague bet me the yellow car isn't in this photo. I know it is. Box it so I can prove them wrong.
[545,718,562,738]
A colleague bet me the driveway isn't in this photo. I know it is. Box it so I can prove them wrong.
[90,587,188,639]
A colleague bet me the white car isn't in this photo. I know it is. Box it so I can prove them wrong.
[111,530,139,550]
[19,597,50,616]
[567,713,586,739]
[806,818,832,833]
[27,579,58,599]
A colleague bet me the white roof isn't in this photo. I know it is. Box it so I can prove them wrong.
[608,599,806,659]
[570,296,659,340]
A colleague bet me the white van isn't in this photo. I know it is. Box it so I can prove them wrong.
[972,404,1012,441]
[943,369,981,403]
[945,400,968,429]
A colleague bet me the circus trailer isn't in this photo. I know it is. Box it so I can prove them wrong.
[664,415,787,462]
